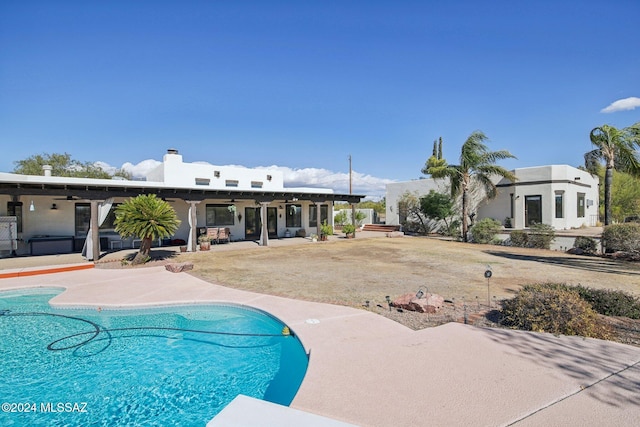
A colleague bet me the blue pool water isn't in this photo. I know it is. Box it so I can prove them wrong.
[0,288,308,426]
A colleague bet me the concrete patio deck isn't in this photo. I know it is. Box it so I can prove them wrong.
[1,261,639,426]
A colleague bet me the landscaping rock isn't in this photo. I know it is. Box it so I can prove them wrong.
[391,292,444,313]
[386,231,404,238]
[165,262,194,273]
[566,247,585,255]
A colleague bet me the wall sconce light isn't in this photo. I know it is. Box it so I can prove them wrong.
[214,171,220,178]
[267,174,272,181]
[237,213,242,221]
[279,205,283,210]
[51,203,58,210]
[29,201,35,211]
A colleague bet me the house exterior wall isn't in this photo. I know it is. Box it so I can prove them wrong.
[385,179,448,226]
[386,165,599,231]
[0,149,353,256]
[478,165,599,229]
[146,151,287,192]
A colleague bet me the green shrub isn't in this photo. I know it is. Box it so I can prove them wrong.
[573,236,597,254]
[527,223,556,249]
[509,230,528,247]
[500,283,612,339]
[504,217,513,228]
[470,218,502,244]
[602,223,640,253]
[334,210,348,226]
[572,285,640,319]
[320,221,333,236]
[526,283,640,319]
[342,223,356,235]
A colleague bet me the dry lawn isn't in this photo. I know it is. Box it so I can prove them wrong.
[173,236,640,338]
[178,236,640,307]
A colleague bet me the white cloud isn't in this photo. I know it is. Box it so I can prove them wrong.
[600,97,640,113]
[121,159,161,177]
[98,160,394,200]
[257,166,395,200]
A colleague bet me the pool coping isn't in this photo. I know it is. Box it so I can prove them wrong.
[1,264,640,426]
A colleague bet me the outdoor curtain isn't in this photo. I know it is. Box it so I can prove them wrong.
[82,198,114,260]
[187,203,193,252]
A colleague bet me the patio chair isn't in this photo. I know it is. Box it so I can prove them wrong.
[218,227,231,243]
[206,227,219,244]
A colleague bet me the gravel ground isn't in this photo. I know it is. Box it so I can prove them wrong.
[95,235,640,345]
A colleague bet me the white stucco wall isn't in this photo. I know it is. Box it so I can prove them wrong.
[477,165,599,229]
[385,178,448,226]
[386,165,599,230]
[146,151,286,191]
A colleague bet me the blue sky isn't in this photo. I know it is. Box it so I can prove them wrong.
[1,0,639,199]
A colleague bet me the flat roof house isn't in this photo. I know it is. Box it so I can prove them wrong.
[0,149,364,260]
[386,165,599,232]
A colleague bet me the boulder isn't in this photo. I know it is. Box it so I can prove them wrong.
[391,292,444,313]
[165,262,194,273]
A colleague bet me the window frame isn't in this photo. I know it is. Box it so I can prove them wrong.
[285,204,302,228]
[309,204,329,227]
[205,204,236,226]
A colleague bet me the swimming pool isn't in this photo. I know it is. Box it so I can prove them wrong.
[0,288,308,426]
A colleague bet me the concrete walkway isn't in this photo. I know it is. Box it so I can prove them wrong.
[1,260,639,426]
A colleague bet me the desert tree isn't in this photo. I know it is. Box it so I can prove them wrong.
[423,131,516,241]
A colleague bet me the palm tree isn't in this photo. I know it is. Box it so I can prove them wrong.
[114,194,181,265]
[585,123,640,225]
[423,131,516,241]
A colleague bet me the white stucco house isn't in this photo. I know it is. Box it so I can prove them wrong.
[0,149,364,259]
[386,165,600,231]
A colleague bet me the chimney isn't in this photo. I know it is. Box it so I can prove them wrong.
[43,165,52,177]
[167,148,179,155]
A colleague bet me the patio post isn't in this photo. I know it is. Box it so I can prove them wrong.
[259,202,269,246]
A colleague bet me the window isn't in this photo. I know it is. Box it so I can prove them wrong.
[7,201,23,233]
[509,194,515,219]
[206,204,235,226]
[75,203,119,236]
[225,180,239,187]
[309,205,328,227]
[286,204,302,227]
[577,193,585,218]
[251,181,263,189]
[525,195,542,226]
[75,203,91,237]
[195,178,210,186]
[555,192,564,219]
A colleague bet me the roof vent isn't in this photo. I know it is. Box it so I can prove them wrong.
[43,165,52,177]
[167,148,179,155]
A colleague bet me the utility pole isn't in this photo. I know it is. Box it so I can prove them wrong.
[349,155,356,237]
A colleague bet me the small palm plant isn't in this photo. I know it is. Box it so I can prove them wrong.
[114,194,181,265]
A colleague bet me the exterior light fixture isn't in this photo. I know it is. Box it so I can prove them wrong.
[29,201,35,211]
[51,203,58,210]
